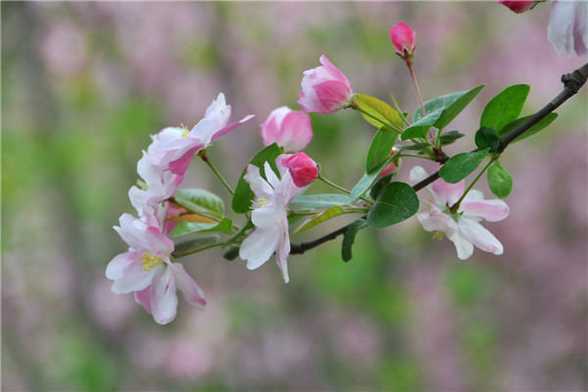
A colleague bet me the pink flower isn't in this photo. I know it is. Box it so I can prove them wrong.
[389,21,416,57]
[498,0,536,14]
[106,212,206,325]
[279,152,319,188]
[298,55,353,114]
[146,93,253,178]
[548,1,588,56]
[239,160,303,283]
[410,166,510,260]
[261,106,313,152]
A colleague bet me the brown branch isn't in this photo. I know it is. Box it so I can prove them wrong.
[290,62,588,256]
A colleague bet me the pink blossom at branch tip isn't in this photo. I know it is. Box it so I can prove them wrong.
[280,152,319,188]
[261,106,313,152]
[410,166,510,260]
[548,1,588,56]
[298,55,353,114]
[498,0,536,14]
[389,21,416,57]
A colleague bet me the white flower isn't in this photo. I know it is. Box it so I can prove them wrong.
[239,160,302,283]
[410,166,510,260]
[548,0,588,56]
[106,211,206,325]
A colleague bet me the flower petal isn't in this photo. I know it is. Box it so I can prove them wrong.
[460,199,510,222]
[458,218,504,256]
[448,232,474,260]
[105,251,139,280]
[431,179,464,206]
[239,227,280,270]
[150,267,178,325]
[275,219,291,284]
[244,164,273,199]
[170,263,206,308]
[111,262,162,294]
[409,166,428,183]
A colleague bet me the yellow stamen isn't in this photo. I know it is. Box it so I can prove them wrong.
[142,253,163,271]
[432,231,445,240]
[181,127,190,138]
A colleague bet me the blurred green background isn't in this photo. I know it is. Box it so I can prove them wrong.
[2,2,587,391]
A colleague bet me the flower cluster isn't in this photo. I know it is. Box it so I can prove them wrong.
[107,14,584,324]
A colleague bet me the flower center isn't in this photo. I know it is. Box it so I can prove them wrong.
[255,197,270,208]
[181,128,190,138]
[142,253,164,271]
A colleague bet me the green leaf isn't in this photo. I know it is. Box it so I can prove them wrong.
[440,131,465,145]
[170,218,233,238]
[415,85,485,129]
[232,143,283,213]
[366,128,398,173]
[481,84,530,132]
[440,149,489,183]
[367,182,419,228]
[500,112,558,142]
[475,127,500,151]
[172,235,222,258]
[350,160,392,201]
[370,173,392,200]
[341,219,368,262]
[352,93,404,131]
[295,206,347,233]
[289,194,353,210]
[174,188,224,219]
[401,109,443,140]
[487,161,512,199]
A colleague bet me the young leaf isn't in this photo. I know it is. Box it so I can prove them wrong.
[474,127,500,151]
[289,194,353,210]
[367,182,419,228]
[440,149,489,183]
[170,218,233,238]
[352,93,404,131]
[366,128,398,173]
[401,109,443,140]
[341,219,368,262]
[487,161,513,198]
[439,131,465,145]
[415,85,485,129]
[500,112,558,142]
[174,188,224,220]
[350,160,391,201]
[480,84,530,132]
[232,143,283,213]
[295,206,346,233]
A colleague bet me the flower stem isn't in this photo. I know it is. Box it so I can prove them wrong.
[406,62,427,117]
[318,174,352,194]
[200,151,234,195]
[450,158,495,212]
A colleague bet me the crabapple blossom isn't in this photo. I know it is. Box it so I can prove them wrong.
[548,0,588,56]
[298,55,353,114]
[146,93,254,178]
[410,166,510,260]
[389,21,416,58]
[498,0,536,14]
[260,106,313,152]
[279,152,319,187]
[106,211,206,325]
[239,160,303,283]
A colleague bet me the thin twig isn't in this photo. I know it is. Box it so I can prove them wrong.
[290,62,588,256]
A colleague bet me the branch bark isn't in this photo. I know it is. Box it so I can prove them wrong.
[290,62,588,256]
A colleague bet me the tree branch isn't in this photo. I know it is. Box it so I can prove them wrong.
[290,62,588,256]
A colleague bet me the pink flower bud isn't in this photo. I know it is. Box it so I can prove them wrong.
[298,55,353,114]
[389,21,416,58]
[280,152,319,188]
[380,162,397,178]
[498,0,536,13]
[261,107,313,152]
